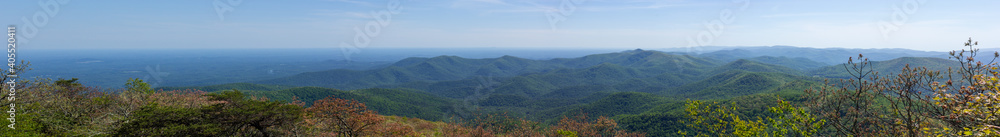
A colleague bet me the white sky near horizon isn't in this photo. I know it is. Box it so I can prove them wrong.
[1,0,998,52]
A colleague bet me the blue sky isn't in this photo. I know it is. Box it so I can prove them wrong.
[2,0,998,51]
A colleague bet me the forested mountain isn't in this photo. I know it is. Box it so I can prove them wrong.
[147,49,842,136]
[665,70,820,99]
[254,55,565,90]
[253,49,720,91]
[112,47,973,136]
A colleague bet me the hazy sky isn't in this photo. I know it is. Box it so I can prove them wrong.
[2,0,998,51]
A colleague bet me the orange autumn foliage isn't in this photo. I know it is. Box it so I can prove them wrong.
[303,96,386,136]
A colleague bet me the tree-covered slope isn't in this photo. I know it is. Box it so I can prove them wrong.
[665,70,821,99]
[565,92,671,118]
[242,87,456,121]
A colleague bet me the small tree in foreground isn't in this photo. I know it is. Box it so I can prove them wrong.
[923,38,1000,136]
[116,90,303,137]
[680,95,824,137]
[303,96,386,137]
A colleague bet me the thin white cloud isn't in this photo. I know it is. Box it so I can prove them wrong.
[475,0,507,5]
[309,9,372,19]
[449,0,702,15]
[325,0,374,6]
[576,0,695,11]
[448,0,555,15]
[451,0,509,8]
[760,12,865,18]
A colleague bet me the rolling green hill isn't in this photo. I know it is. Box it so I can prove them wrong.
[665,70,820,99]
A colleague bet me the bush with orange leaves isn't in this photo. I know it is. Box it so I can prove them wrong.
[301,96,417,137]
[551,114,646,137]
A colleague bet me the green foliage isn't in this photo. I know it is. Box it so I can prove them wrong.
[125,78,153,94]
[766,98,825,136]
[242,86,356,106]
[116,90,303,137]
[203,90,303,136]
[54,78,81,88]
[479,94,529,107]
[556,129,578,137]
[668,70,821,100]
[568,92,667,118]
[0,111,46,136]
[114,103,222,136]
[680,96,824,137]
[616,112,686,137]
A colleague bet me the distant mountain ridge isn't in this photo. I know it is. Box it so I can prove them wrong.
[253,49,720,90]
[246,49,825,102]
[254,54,567,90]
[193,47,961,100]
[664,45,947,65]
